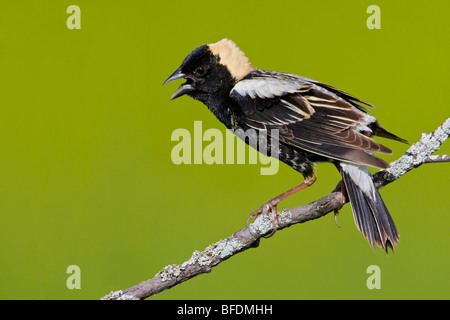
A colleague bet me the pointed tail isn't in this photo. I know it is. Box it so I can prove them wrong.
[339,162,399,251]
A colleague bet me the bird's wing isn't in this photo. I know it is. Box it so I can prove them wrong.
[230,70,391,169]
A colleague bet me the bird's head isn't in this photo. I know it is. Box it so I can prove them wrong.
[164,39,255,103]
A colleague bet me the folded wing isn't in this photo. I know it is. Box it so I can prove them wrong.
[230,70,392,169]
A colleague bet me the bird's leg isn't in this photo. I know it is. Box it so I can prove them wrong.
[246,174,316,234]
[331,178,348,228]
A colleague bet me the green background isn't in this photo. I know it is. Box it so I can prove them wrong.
[0,0,449,299]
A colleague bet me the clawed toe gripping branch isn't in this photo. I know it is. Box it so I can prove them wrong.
[102,118,450,300]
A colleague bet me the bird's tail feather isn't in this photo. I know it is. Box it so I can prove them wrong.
[340,162,399,251]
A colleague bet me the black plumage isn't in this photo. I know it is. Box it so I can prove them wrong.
[164,39,407,251]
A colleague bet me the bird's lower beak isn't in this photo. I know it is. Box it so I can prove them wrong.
[164,67,196,100]
[169,83,195,100]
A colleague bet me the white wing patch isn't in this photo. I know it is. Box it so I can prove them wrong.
[354,113,376,133]
[231,78,302,99]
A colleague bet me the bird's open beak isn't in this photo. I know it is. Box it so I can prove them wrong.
[163,66,195,100]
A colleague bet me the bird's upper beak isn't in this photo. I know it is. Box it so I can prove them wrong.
[163,66,195,100]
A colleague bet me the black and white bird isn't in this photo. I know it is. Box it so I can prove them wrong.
[164,38,407,251]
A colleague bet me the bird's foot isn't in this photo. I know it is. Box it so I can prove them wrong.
[334,209,341,228]
[246,200,280,238]
[245,175,316,237]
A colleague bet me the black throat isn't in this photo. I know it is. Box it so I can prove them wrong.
[188,64,241,129]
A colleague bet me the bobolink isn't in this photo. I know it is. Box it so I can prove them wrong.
[164,39,407,251]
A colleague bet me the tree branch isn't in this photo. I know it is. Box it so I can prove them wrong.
[102,118,450,300]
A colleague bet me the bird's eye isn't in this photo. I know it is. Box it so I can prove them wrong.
[194,66,206,77]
